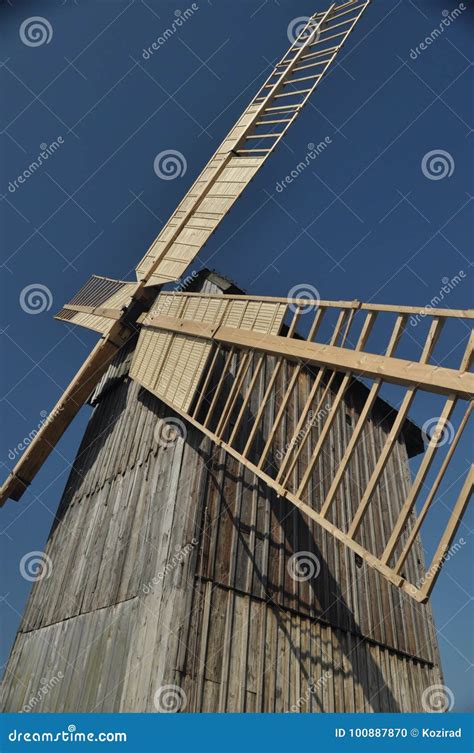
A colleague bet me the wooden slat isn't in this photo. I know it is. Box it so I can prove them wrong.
[256,307,326,469]
[319,314,407,517]
[347,318,445,537]
[242,307,303,458]
[276,308,352,486]
[297,311,377,498]
[419,466,473,600]
[0,320,135,505]
[395,401,473,574]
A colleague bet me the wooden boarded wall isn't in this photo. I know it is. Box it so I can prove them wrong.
[0,309,442,713]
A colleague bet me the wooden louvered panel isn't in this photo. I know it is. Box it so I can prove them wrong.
[130,331,211,412]
[55,275,138,333]
[57,311,115,334]
[131,294,287,411]
[138,157,264,286]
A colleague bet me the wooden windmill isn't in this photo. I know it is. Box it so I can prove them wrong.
[1,1,473,713]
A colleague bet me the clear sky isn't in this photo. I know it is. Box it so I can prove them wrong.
[0,0,472,711]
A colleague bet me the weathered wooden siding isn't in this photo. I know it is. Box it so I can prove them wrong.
[0,284,443,713]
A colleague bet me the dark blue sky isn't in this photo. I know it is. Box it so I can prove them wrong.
[1,0,473,710]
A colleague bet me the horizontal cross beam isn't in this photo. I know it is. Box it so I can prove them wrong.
[141,315,474,400]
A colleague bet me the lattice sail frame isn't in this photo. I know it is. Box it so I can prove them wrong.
[135,0,371,286]
[129,291,474,603]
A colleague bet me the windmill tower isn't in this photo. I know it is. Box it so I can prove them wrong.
[1,2,472,713]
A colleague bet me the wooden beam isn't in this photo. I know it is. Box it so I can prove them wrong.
[382,335,474,565]
[241,307,302,458]
[277,309,354,487]
[347,318,445,538]
[419,465,473,600]
[0,320,135,506]
[256,307,326,470]
[142,315,474,399]
[394,401,473,574]
[319,314,407,518]
[296,311,377,499]
[158,292,474,319]
[61,304,123,320]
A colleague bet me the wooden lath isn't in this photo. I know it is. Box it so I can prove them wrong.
[134,1,371,287]
[129,292,474,602]
[55,276,139,334]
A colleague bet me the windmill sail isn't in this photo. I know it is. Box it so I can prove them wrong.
[55,276,139,334]
[2,2,472,602]
[0,1,372,506]
[135,1,371,286]
[129,291,474,602]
